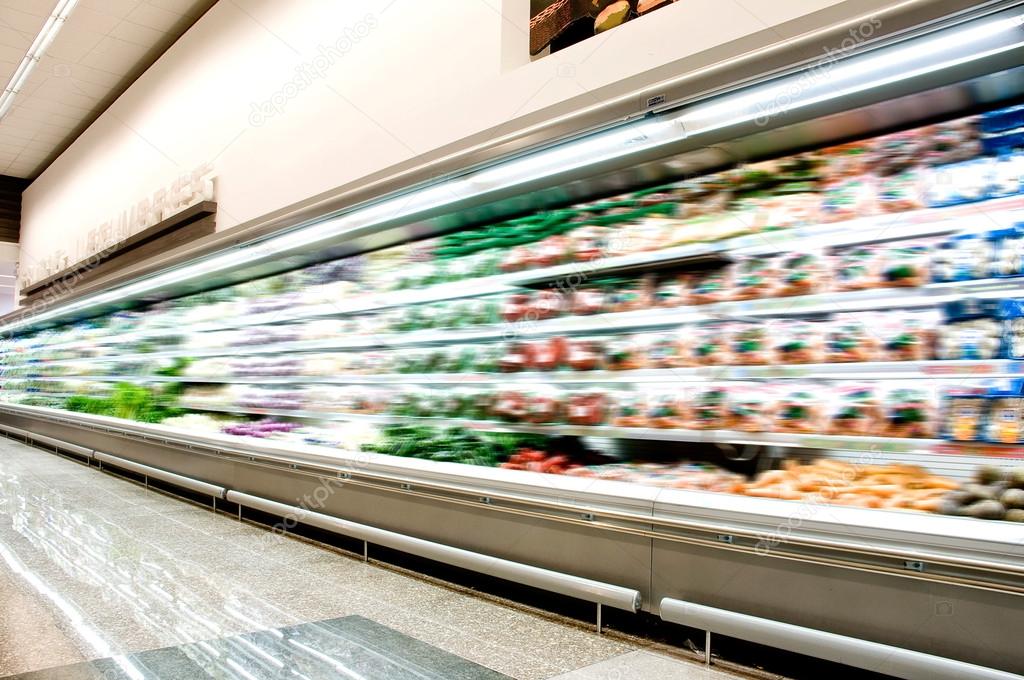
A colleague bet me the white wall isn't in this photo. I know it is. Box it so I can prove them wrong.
[19,0,862,288]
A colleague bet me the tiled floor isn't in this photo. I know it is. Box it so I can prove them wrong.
[0,437,745,679]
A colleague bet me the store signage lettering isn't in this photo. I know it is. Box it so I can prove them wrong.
[22,163,215,288]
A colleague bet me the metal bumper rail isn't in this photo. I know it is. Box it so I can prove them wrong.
[659,598,1024,680]
[1,423,93,458]
[93,451,226,500]
[227,490,642,617]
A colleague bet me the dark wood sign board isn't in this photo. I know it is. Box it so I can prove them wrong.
[20,201,217,305]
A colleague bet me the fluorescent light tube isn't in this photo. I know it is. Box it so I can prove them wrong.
[0,0,79,121]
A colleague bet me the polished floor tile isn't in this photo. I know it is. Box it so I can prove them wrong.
[1,615,512,679]
[549,650,739,679]
[0,437,750,680]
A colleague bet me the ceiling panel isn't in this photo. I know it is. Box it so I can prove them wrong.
[0,0,217,180]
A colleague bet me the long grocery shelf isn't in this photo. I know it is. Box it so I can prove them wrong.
[16,276,1024,366]
[13,359,1024,384]
[172,401,1024,458]
[16,194,1024,355]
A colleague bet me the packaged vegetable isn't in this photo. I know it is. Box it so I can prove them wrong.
[532,336,568,371]
[725,384,771,432]
[730,256,776,300]
[612,392,649,427]
[923,158,993,207]
[984,394,1023,444]
[870,129,927,175]
[826,315,881,363]
[691,324,731,366]
[567,390,611,426]
[772,320,825,364]
[773,386,824,433]
[776,251,828,297]
[606,278,652,313]
[492,389,529,422]
[989,225,1024,277]
[528,289,565,320]
[646,330,691,368]
[880,311,937,362]
[729,323,770,365]
[570,286,608,315]
[876,168,925,213]
[689,270,729,305]
[605,335,648,371]
[820,176,877,222]
[883,386,935,438]
[690,385,728,430]
[820,142,872,178]
[941,388,986,442]
[500,293,531,322]
[936,315,1001,360]
[827,385,882,436]
[524,386,564,424]
[498,342,534,373]
[646,389,688,428]
[879,242,930,287]
[566,338,606,371]
[931,233,993,283]
[832,245,881,290]
[653,274,689,307]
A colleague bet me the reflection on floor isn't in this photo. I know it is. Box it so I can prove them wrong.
[0,437,743,680]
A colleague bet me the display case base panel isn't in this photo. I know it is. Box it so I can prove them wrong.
[3,412,1023,677]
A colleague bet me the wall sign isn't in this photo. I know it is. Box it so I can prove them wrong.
[530,0,677,57]
[20,163,216,289]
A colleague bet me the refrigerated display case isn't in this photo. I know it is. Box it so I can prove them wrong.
[4,2,1024,675]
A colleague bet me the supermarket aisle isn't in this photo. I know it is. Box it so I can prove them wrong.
[0,438,740,680]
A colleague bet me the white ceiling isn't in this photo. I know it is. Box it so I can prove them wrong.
[0,0,216,179]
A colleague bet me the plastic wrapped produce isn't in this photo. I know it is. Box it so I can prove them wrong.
[611,392,648,427]
[605,335,648,371]
[566,338,606,371]
[653,274,689,307]
[772,320,825,364]
[690,385,727,430]
[646,389,688,428]
[985,393,1024,444]
[923,158,993,207]
[820,176,877,222]
[569,286,608,315]
[833,245,881,290]
[725,384,771,432]
[883,386,935,438]
[528,289,565,320]
[606,278,652,313]
[826,315,881,363]
[820,141,872,178]
[492,389,529,422]
[729,323,770,365]
[870,129,927,175]
[988,225,1024,277]
[773,386,824,433]
[524,386,564,424]
[691,324,730,366]
[880,311,937,361]
[936,315,1001,360]
[828,385,883,436]
[777,251,829,297]
[688,270,729,305]
[923,116,982,165]
[646,330,691,368]
[566,390,611,426]
[931,233,993,283]
[498,341,534,373]
[876,168,925,213]
[879,242,931,287]
[730,256,776,300]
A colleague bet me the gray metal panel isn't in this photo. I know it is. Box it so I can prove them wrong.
[228,490,641,611]
[659,598,1024,680]
[92,451,226,498]
[650,538,1024,674]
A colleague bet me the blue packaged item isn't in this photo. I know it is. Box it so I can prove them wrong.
[937,298,1003,360]
[924,158,994,207]
[979,104,1024,134]
[989,151,1024,197]
[999,299,1024,360]
[931,232,992,283]
[988,224,1024,277]
[941,386,988,441]
[982,131,1024,156]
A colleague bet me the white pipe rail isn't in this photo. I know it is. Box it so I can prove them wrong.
[93,452,226,499]
[659,598,1023,680]
[228,490,641,613]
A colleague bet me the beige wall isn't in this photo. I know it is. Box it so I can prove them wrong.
[20,0,867,289]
